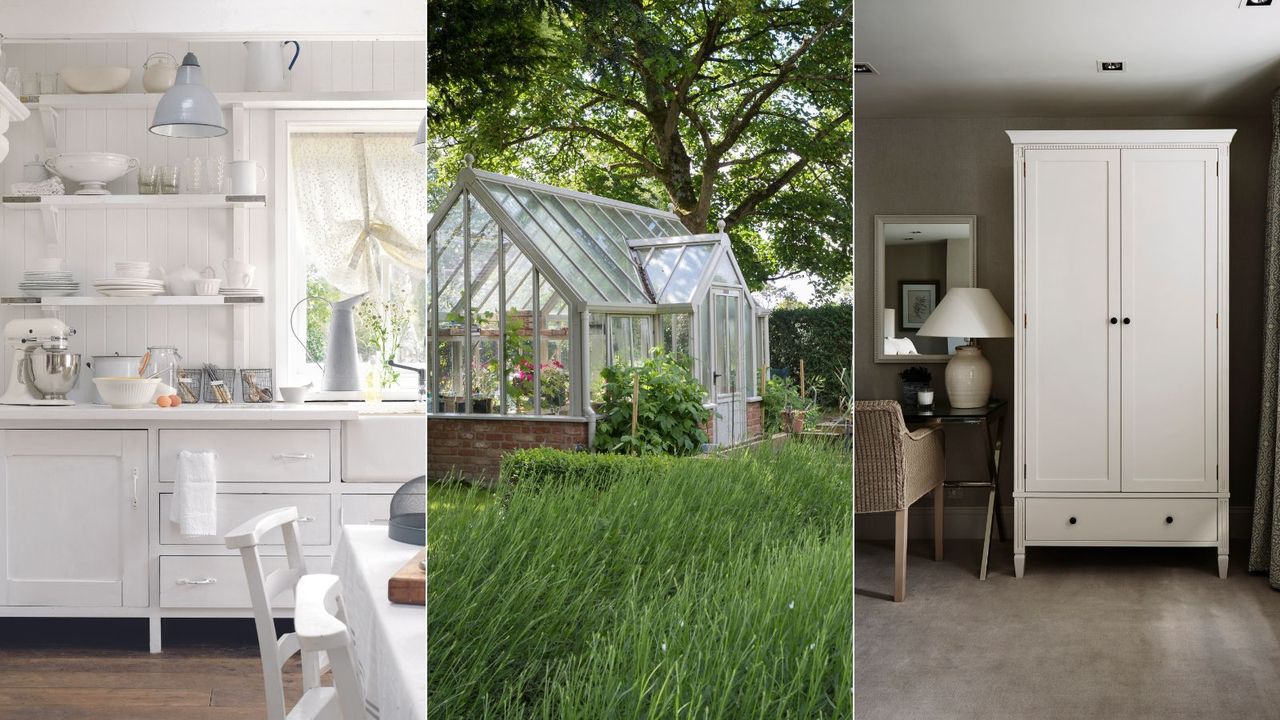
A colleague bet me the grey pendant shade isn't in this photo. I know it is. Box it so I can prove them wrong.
[149,53,227,138]
[412,115,425,154]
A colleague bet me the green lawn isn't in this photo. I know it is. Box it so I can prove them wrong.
[427,441,853,719]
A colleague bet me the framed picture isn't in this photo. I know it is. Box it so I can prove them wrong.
[898,281,939,331]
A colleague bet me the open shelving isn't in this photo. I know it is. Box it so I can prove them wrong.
[0,296,264,306]
[21,91,424,111]
[1,194,267,209]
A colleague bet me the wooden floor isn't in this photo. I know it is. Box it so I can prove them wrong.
[0,619,316,720]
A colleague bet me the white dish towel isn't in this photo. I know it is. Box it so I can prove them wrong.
[172,450,218,537]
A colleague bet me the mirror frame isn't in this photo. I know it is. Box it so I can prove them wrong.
[873,214,978,364]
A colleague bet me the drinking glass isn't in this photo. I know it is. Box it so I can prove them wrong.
[209,155,226,193]
[161,166,179,195]
[20,71,38,96]
[138,165,159,195]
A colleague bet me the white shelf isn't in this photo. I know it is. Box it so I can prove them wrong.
[1,194,266,209]
[0,296,263,306]
[22,91,423,111]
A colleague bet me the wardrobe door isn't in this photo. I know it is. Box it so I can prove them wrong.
[1024,148,1121,492]
[1120,148,1218,492]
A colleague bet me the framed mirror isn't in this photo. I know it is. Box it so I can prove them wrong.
[874,215,977,363]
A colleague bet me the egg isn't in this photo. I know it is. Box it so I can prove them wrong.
[170,395,182,406]
[156,395,172,408]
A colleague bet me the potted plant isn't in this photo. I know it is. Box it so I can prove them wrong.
[900,366,932,407]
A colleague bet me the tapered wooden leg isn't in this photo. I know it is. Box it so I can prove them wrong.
[933,487,944,561]
[894,508,908,602]
[1014,553,1025,578]
[1218,554,1229,579]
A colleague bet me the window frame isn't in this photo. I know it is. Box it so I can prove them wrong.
[272,109,424,398]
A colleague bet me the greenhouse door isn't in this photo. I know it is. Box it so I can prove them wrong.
[711,290,745,446]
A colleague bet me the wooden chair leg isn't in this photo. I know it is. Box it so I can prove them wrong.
[894,508,908,602]
[934,486,944,562]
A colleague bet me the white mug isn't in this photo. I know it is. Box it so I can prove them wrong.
[228,160,266,195]
[223,259,256,288]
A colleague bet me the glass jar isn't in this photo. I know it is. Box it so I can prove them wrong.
[144,346,183,390]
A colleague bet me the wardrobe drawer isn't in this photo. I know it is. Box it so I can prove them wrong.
[159,429,331,484]
[1025,497,1217,543]
[159,494,331,546]
[339,494,393,526]
[160,555,331,609]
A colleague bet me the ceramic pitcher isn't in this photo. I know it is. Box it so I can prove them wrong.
[244,40,300,92]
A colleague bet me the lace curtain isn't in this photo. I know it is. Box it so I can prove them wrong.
[289,132,426,296]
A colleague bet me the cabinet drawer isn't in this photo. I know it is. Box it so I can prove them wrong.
[342,416,425,482]
[159,494,331,546]
[1025,497,1217,543]
[160,555,330,609]
[340,494,393,526]
[159,430,331,484]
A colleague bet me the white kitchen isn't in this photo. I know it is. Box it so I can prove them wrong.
[0,3,426,719]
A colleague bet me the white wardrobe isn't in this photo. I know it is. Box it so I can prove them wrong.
[1009,130,1232,579]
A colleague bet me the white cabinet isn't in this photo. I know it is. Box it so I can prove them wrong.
[1011,130,1231,579]
[0,430,148,606]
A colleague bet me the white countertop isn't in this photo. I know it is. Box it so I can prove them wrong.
[0,401,426,422]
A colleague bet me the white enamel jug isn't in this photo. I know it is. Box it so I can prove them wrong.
[244,41,300,92]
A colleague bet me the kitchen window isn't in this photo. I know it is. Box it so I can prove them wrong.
[277,111,426,397]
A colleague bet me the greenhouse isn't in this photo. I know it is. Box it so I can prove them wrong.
[427,158,770,470]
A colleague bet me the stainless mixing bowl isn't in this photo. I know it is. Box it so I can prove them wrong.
[29,350,81,400]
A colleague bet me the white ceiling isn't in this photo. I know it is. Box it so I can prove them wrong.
[883,223,970,245]
[856,0,1280,117]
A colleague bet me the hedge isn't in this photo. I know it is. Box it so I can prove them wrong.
[768,303,852,410]
[499,448,676,490]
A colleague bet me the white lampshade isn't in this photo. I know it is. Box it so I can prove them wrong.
[412,115,425,155]
[882,309,895,339]
[149,53,226,138]
[916,288,1013,339]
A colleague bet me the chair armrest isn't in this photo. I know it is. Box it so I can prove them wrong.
[905,425,941,442]
[902,426,945,505]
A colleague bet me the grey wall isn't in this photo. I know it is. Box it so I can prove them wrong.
[855,115,1269,505]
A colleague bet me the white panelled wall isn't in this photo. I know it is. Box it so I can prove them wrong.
[0,40,424,400]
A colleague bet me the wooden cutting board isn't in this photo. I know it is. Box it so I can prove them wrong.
[388,549,425,605]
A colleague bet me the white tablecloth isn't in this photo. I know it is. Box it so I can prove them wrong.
[332,525,425,720]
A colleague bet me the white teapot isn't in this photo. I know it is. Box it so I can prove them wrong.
[160,264,201,296]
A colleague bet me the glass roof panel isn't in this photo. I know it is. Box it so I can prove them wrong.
[712,252,739,286]
[623,210,662,237]
[659,218,686,235]
[660,244,715,304]
[562,198,634,263]
[601,206,646,240]
[534,190,646,295]
[643,246,682,299]
[480,180,623,304]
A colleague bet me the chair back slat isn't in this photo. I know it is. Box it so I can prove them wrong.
[295,573,367,720]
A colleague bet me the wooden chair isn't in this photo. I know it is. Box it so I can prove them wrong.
[292,573,367,719]
[855,400,945,601]
[225,506,325,720]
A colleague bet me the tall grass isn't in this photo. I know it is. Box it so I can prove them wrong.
[427,442,852,719]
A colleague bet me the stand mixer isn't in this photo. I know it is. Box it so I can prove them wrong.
[0,318,80,406]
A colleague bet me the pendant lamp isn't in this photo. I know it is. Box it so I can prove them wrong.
[412,115,425,154]
[149,53,227,138]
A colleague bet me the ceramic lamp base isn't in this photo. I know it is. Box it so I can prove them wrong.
[945,345,992,408]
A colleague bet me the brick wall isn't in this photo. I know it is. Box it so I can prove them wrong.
[428,416,589,481]
[747,399,762,440]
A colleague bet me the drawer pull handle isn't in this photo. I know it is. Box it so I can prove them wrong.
[1068,516,1077,525]
[274,453,315,461]
[176,577,218,586]
[371,518,389,525]
[298,515,316,523]
[1166,516,1174,524]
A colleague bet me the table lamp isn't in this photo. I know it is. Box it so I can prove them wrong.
[916,288,1013,408]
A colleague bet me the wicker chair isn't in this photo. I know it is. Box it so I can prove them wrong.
[855,400,945,601]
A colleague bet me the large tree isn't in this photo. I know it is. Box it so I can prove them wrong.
[429,0,851,293]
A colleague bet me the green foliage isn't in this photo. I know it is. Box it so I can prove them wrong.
[769,303,852,411]
[428,442,853,718]
[429,0,852,292]
[356,294,413,388]
[304,273,340,365]
[500,448,674,491]
[594,351,710,456]
[762,376,809,435]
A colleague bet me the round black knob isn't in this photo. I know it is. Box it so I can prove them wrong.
[1110,317,1118,324]
[1166,516,1174,524]
[1068,516,1077,525]
[1123,317,1131,324]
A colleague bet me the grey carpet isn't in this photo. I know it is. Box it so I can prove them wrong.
[855,538,1280,720]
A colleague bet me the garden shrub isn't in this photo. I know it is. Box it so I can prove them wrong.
[761,376,811,434]
[593,350,710,455]
[500,447,675,490]
[769,304,851,410]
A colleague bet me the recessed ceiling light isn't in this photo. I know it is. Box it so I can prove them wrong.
[1244,0,1273,7]
[1097,61,1125,72]
[854,63,877,75]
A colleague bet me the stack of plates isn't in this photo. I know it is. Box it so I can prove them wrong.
[19,271,79,297]
[220,287,262,298]
[93,277,166,297]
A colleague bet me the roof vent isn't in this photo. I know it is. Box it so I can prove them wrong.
[1097,61,1125,72]
[854,63,877,75]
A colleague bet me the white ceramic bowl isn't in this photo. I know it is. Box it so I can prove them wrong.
[194,278,222,296]
[278,386,310,404]
[93,376,161,408]
[60,65,131,93]
[114,266,152,280]
[45,152,138,195]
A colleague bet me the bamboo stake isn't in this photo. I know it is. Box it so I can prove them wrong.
[760,366,768,395]
[631,374,640,449]
[799,359,806,398]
